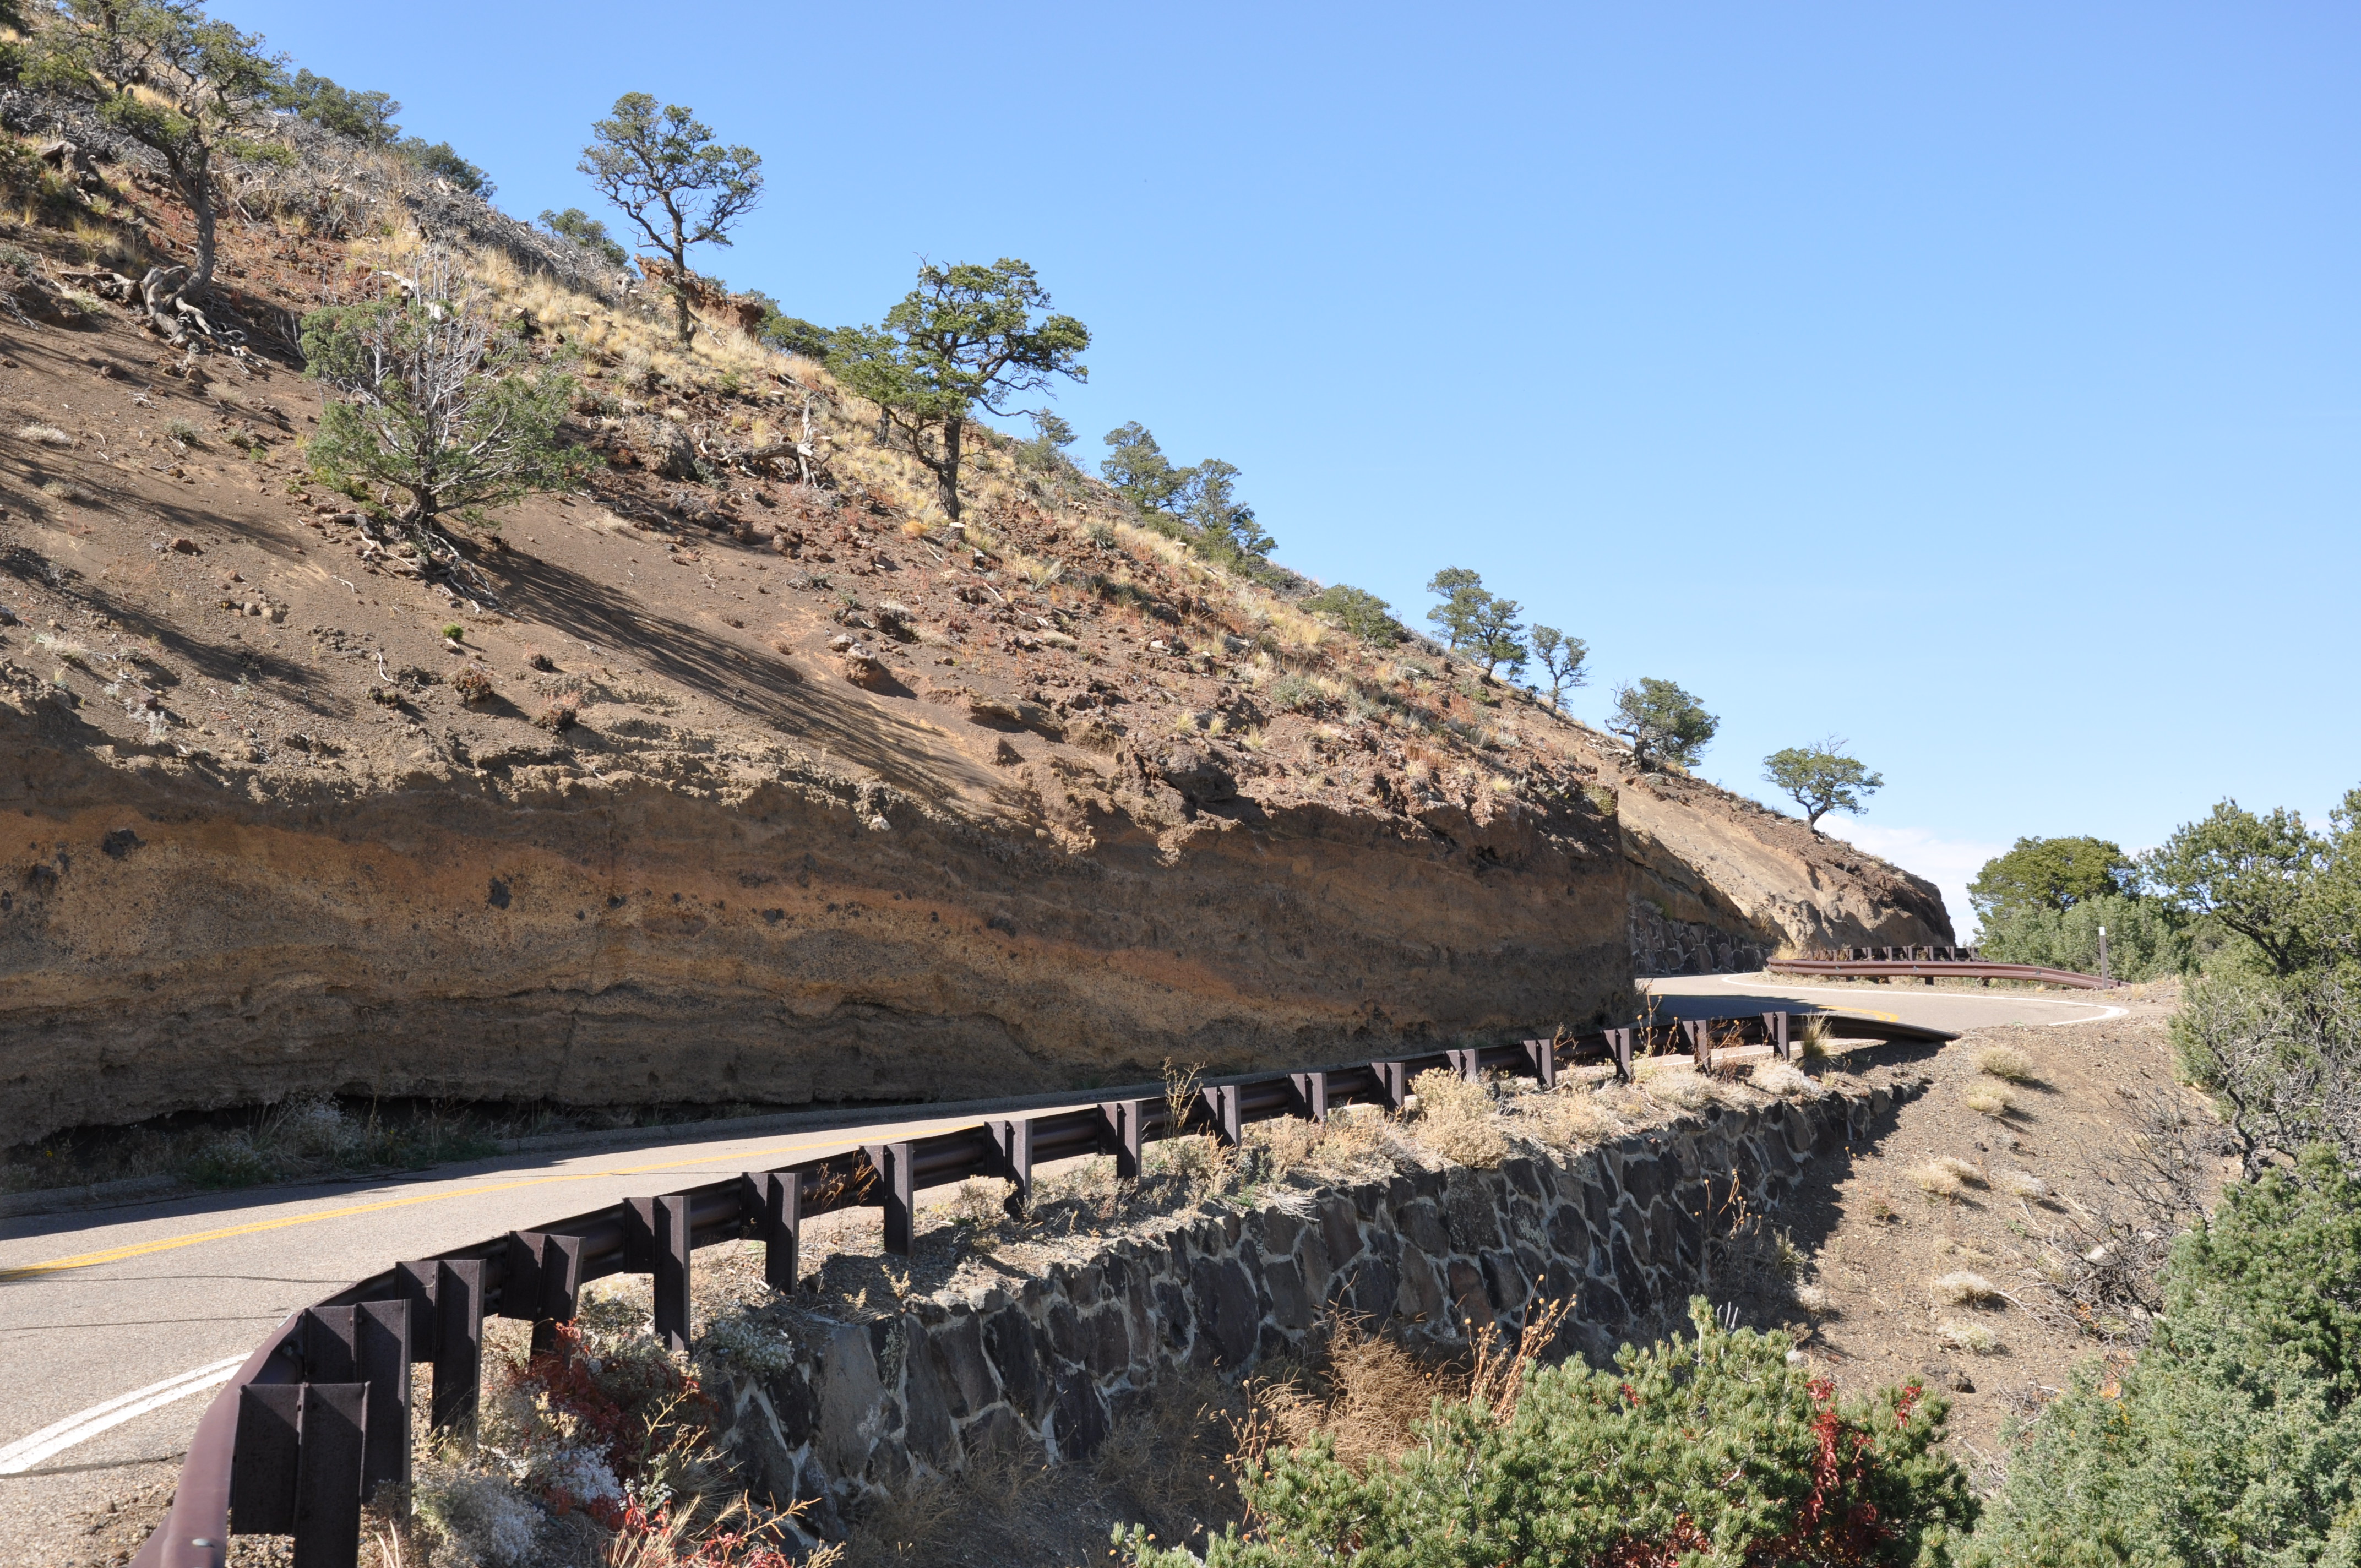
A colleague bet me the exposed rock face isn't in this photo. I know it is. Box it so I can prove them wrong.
[0,708,1634,1146]
[0,174,1949,1145]
[703,1082,1913,1545]
[1614,773,1954,975]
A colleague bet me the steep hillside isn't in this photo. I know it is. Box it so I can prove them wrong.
[0,100,1945,1146]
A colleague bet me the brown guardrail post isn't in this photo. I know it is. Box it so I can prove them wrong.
[292,1382,367,1568]
[429,1260,482,1432]
[1519,1036,1559,1088]
[1373,1060,1408,1110]
[501,1233,544,1330]
[748,1172,802,1292]
[1445,1047,1479,1083]
[230,1385,301,1535]
[1684,1019,1710,1069]
[1606,1028,1633,1082]
[353,1300,410,1498]
[990,1119,1034,1210]
[652,1195,693,1350]
[1288,1071,1329,1123]
[501,1232,584,1354]
[1100,1099,1148,1178]
[301,1307,356,1384]
[862,1145,916,1259]
[538,1235,583,1353]
[393,1261,437,1365]
[1764,1011,1790,1061]
[1198,1085,1242,1146]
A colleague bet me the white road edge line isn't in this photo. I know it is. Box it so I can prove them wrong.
[0,1355,244,1475]
[1711,975,2129,1025]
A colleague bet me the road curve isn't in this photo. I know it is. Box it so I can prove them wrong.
[1646,971,2129,1035]
[0,975,2119,1561]
[0,1097,1105,1564]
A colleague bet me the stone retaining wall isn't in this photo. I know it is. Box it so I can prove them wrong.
[705,1083,1905,1542]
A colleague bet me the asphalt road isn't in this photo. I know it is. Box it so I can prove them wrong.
[0,973,2126,1561]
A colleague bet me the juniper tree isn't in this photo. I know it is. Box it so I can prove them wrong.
[1425,568,1526,679]
[1762,737,1884,831]
[830,259,1089,521]
[1100,421,1194,514]
[1610,677,1718,769]
[2144,802,2332,976]
[26,0,281,339]
[1178,459,1274,560]
[1528,624,1588,709]
[301,249,590,597]
[580,94,762,346]
[540,208,630,269]
[1302,584,1403,645]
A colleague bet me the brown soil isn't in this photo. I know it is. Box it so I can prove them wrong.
[1785,996,2213,1468]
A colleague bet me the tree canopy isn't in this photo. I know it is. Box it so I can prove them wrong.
[26,0,281,333]
[1610,678,1718,770]
[580,94,761,345]
[301,250,589,592]
[1424,568,1526,679]
[1528,625,1588,709]
[830,258,1089,521]
[1763,739,1884,830]
[1101,422,1194,514]
[1968,836,2136,928]
[2143,803,2331,976]
[539,208,629,269]
[1302,584,1403,645]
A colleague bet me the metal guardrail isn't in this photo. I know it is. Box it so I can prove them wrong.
[125,1009,1954,1568]
[1770,950,2121,990]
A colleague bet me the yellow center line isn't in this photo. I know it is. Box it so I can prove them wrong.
[0,1114,990,1282]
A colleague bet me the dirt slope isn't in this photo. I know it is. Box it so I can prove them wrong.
[0,106,1945,1146]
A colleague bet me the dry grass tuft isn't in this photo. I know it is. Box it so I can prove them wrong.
[1908,1162,1964,1199]
[1520,1086,1613,1147]
[1998,1169,2052,1200]
[1936,1317,2002,1355]
[1635,1058,1712,1110]
[1752,1061,1816,1099]
[1962,1084,2014,1118]
[1933,1155,1988,1187]
[1409,1068,1507,1168]
[1933,1270,2004,1305]
[1974,1045,2038,1083]
[1255,1315,1456,1474]
[16,422,70,446]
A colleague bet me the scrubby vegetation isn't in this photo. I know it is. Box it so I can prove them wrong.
[1970,790,2359,982]
[1120,1298,1977,1568]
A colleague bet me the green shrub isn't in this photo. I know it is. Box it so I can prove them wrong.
[1975,892,2190,981]
[1301,584,1403,645]
[1973,1147,2361,1568]
[1121,1298,1975,1567]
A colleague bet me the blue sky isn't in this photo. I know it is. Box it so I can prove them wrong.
[226,1,2359,934]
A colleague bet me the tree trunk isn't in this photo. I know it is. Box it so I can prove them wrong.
[937,415,965,520]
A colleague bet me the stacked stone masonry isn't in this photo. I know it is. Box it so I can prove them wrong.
[707,1083,1908,1543]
